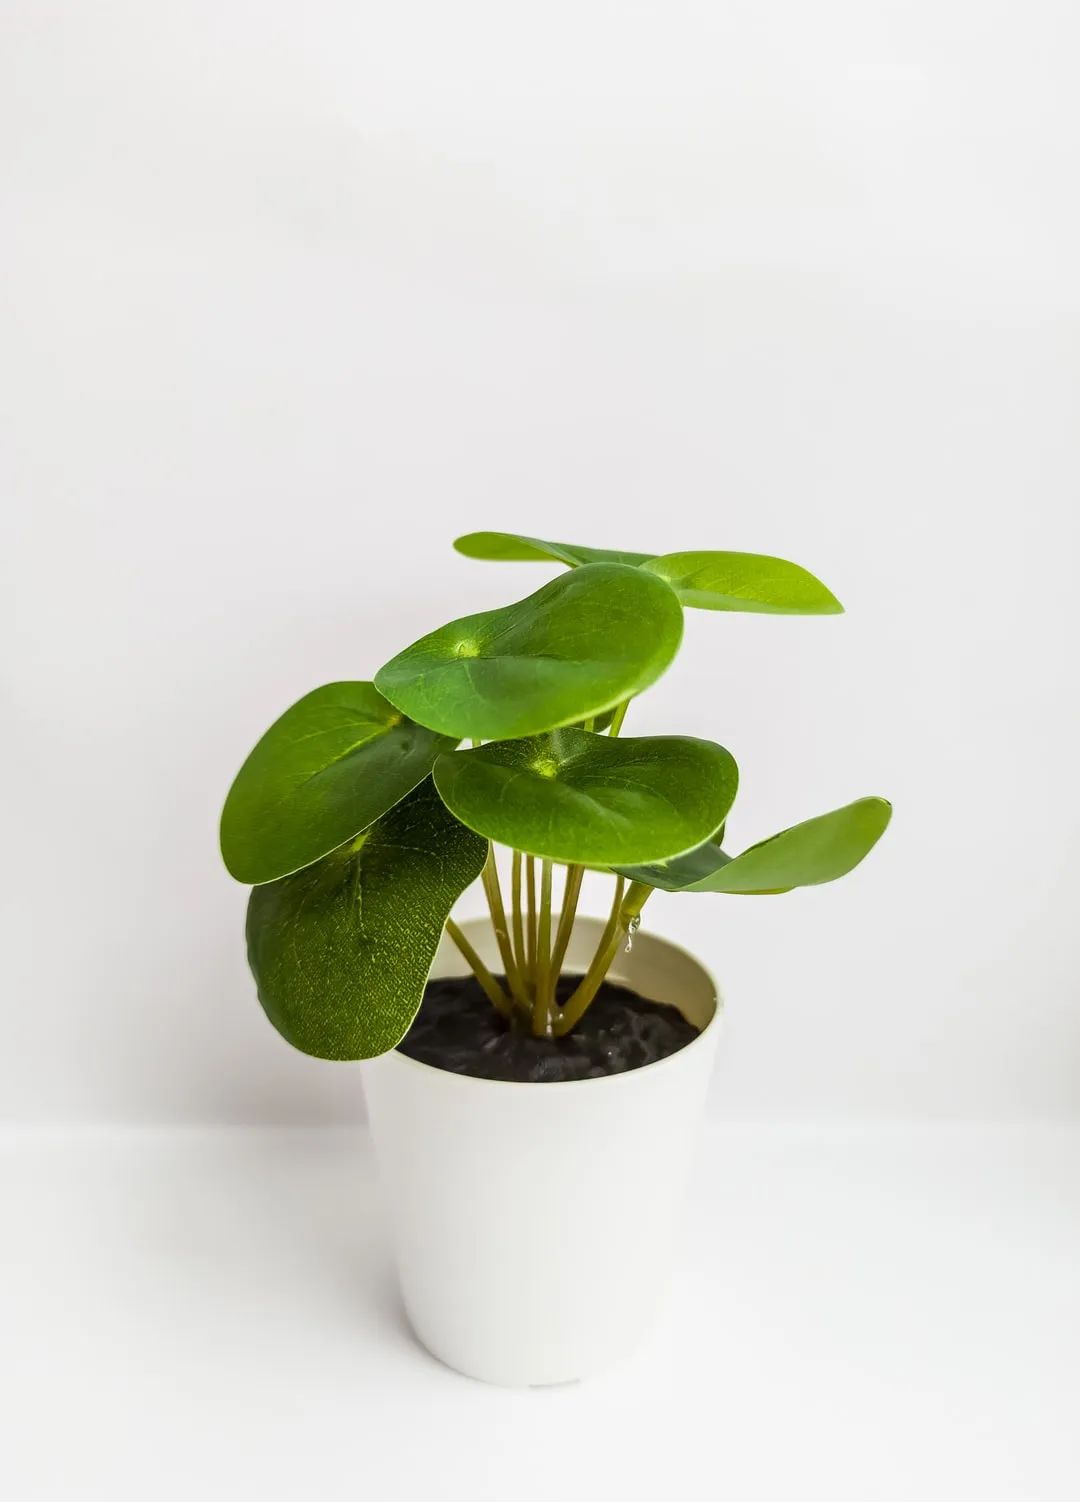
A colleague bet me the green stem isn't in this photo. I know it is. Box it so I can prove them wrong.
[526,855,537,990]
[445,919,513,1020]
[532,859,554,1034]
[552,880,653,1037]
[558,873,623,1023]
[510,849,527,980]
[607,699,630,737]
[481,845,528,1010]
[548,863,584,990]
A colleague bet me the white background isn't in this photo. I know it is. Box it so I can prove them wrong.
[3,1,1079,1125]
[3,10,1079,1501]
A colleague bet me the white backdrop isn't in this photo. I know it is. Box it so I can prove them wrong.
[3,1,1077,1123]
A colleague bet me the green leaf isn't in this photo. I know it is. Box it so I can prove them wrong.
[246,780,487,1060]
[642,551,843,614]
[375,564,683,741]
[220,683,456,885]
[615,835,733,893]
[619,797,891,893]
[454,531,654,569]
[455,535,844,616]
[433,729,737,866]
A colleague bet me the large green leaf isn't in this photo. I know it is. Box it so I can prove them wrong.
[433,729,737,866]
[618,797,891,893]
[246,780,487,1060]
[220,682,456,885]
[455,533,842,616]
[641,551,843,614]
[454,531,654,569]
[375,564,683,741]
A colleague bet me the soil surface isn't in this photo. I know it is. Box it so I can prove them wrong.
[397,973,699,1082]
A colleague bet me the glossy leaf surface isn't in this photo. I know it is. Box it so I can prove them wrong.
[642,551,843,614]
[619,797,891,893]
[221,683,456,885]
[433,729,737,866]
[246,780,486,1060]
[454,531,653,569]
[375,564,682,741]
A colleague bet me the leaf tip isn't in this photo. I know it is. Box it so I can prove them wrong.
[870,796,893,825]
[860,794,893,817]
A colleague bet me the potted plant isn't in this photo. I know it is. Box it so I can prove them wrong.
[221,532,891,1386]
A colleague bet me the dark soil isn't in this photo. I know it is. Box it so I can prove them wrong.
[397,973,700,1083]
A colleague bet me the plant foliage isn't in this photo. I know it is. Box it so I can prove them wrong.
[374,563,682,740]
[222,532,891,1058]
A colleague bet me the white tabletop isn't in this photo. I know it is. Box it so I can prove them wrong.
[2,1124,1077,1501]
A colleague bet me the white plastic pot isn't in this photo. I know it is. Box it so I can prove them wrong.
[360,914,721,1386]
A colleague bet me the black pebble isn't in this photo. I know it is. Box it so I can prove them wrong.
[397,974,699,1083]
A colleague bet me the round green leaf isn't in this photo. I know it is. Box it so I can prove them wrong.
[454,531,654,569]
[246,780,487,1060]
[619,797,891,893]
[375,564,683,741]
[221,682,456,885]
[642,551,843,614]
[433,729,738,866]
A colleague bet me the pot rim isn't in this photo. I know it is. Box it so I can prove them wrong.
[384,915,722,1093]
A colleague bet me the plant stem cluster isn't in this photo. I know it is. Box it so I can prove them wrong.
[447,859,652,1038]
[444,703,652,1036]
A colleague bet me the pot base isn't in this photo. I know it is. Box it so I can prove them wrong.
[409,1312,653,1388]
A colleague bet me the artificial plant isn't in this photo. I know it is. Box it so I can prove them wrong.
[221,533,891,1057]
